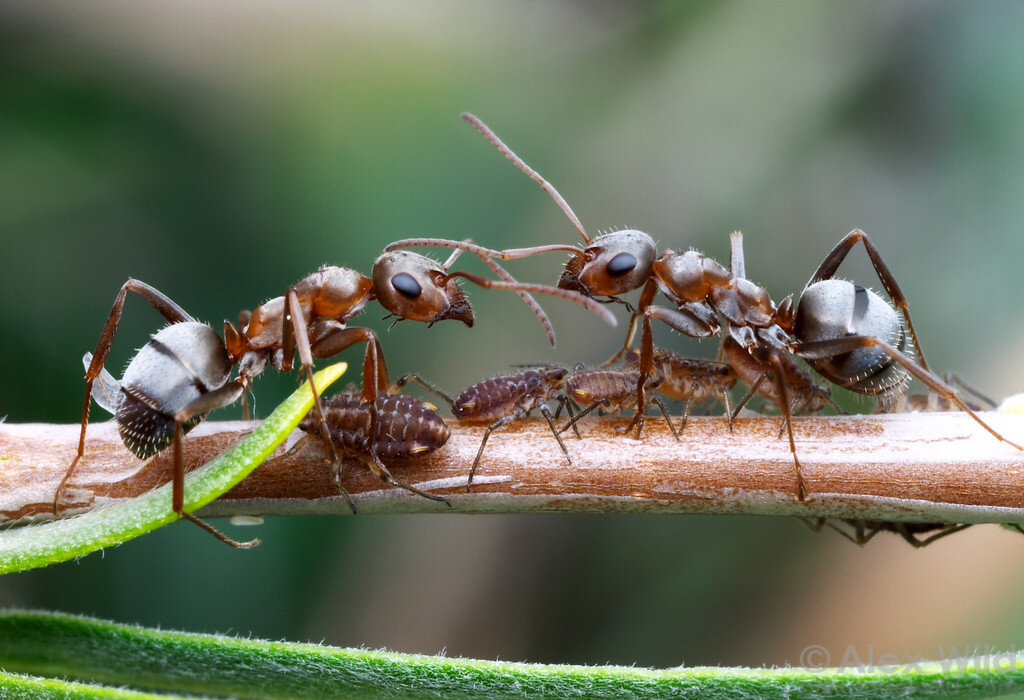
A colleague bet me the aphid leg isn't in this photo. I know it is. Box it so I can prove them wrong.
[650,396,679,440]
[559,395,582,439]
[58,279,196,515]
[720,389,735,432]
[468,413,520,492]
[806,229,930,371]
[363,451,451,506]
[731,372,769,423]
[560,399,609,436]
[393,373,455,407]
[794,335,1024,451]
[172,380,259,549]
[285,290,356,513]
[538,404,572,465]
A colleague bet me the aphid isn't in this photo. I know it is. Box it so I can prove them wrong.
[451,366,574,491]
[623,348,738,431]
[60,248,610,545]
[298,393,451,504]
[557,366,677,438]
[720,336,840,429]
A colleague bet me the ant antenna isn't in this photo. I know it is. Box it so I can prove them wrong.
[462,112,591,244]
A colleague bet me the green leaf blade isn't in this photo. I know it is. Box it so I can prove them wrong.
[0,363,347,575]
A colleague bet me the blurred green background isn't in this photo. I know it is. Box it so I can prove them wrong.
[3,0,1024,675]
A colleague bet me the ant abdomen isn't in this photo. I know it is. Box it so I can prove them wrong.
[115,322,232,458]
[794,279,909,400]
[305,393,451,459]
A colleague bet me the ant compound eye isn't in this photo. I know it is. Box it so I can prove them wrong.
[391,272,422,299]
[606,252,637,277]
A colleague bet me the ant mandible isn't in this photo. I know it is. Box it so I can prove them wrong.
[60,247,615,546]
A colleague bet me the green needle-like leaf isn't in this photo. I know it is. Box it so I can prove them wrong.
[0,610,1021,699]
[0,363,347,576]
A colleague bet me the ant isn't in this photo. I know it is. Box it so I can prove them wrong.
[386,116,1023,502]
[61,247,613,546]
[802,519,1024,548]
[297,392,451,504]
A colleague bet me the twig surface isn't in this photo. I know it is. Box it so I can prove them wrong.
[2,413,1024,523]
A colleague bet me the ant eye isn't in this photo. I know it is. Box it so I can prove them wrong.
[391,272,422,299]
[606,252,637,277]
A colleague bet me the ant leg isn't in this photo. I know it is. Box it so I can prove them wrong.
[171,380,259,549]
[768,350,806,501]
[538,404,572,465]
[806,229,930,370]
[362,451,450,506]
[897,523,972,548]
[284,291,356,514]
[944,372,997,410]
[59,279,197,515]
[603,278,658,367]
[393,374,455,407]
[794,335,1024,451]
[468,413,520,492]
[650,397,679,440]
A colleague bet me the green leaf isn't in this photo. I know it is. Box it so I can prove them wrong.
[1,610,1021,699]
[0,363,347,576]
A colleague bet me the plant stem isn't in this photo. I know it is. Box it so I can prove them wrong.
[2,410,1024,523]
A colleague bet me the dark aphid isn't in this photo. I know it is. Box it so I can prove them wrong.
[452,366,573,491]
[624,348,738,431]
[558,367,677,439]
[300,393,451,505]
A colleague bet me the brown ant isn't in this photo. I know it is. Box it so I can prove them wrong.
[297,392,452,504]
[61,248,612,546]
[387,116,1023,503]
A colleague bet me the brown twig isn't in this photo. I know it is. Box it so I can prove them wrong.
[2,413,1024,523]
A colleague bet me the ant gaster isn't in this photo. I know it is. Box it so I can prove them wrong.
[60,248,613,546]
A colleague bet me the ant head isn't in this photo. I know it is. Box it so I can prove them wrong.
[557,229,657,297]
[372,251,474,327]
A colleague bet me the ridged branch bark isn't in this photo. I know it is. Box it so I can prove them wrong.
[2,413,1024,524]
